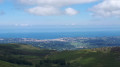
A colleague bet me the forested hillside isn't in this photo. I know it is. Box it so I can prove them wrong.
[0,44,120,67]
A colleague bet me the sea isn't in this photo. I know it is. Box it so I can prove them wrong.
[0,26,120,39]
[0,31,120,39]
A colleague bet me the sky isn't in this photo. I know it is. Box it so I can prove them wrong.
[0,0,120,30]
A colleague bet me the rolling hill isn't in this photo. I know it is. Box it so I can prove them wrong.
[0,43,120,67]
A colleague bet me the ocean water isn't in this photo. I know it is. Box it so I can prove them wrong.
[0,26,120,39]
[0,31,120,39]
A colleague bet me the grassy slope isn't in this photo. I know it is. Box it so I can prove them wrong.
[0,44,56,67]
[48,49,120,67]
[0,44,120,67]
[0,60,33,67]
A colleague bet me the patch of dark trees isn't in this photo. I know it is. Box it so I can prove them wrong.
[0,55,32,65]
[35,59,70,67]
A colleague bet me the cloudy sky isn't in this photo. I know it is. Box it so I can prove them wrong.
[0,0,120,28]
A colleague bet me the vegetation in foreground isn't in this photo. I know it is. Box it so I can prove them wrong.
[0,44,120,67]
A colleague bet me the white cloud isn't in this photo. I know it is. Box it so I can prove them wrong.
[27,6,61,16]
[65,8,79,15]
[27,7,79,16]
[15,24,30,27]
[90,0,120,17]
[18,0,97,6]
[17,0,97,16]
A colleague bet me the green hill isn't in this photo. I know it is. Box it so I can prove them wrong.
[0,44,56,67]
[0,43,120,67]
[0,60,32,67]
[47,47,120,67]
